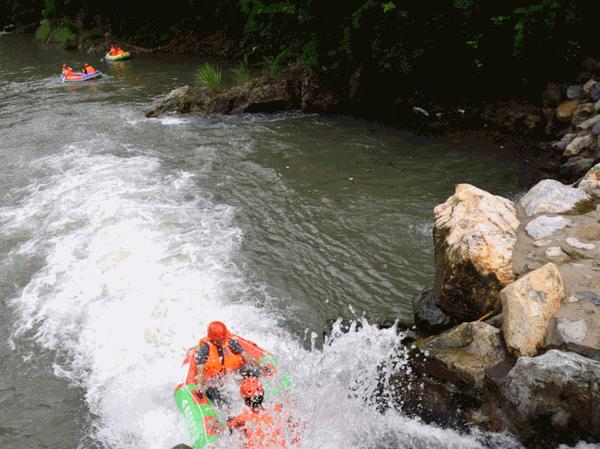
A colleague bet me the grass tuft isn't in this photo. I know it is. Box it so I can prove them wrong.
[233,64,251,85]
[196,63,222,92]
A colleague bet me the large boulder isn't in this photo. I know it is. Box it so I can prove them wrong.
[520,179,592,216]
[416,321,506,391]
[501,263,565,357]
[433,184,519,322]
[500,350,600,439]
[145,85,205,118]
[579,162,600,199]
[559,157,595,181]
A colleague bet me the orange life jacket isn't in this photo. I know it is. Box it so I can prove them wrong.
[199,336,244,379]
[84,65,96,74]
[184,334,245,384]
[229,406,286,449]
[62,67,73,77]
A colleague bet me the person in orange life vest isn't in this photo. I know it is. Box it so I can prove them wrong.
[62,64,74,77]
[184,321,260,405]
[82,63,96,74]
[228,377,289,449]
[109,44,124,56]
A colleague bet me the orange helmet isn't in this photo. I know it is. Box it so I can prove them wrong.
[207,321,228,343]
[240,376,264,399]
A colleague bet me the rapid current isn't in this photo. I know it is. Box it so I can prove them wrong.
[0,34,539,449]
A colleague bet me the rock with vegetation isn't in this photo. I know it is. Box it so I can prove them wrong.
[519,179,591,216]
[433,184,519,322]
[501,263,565,357]
[145,86,206,118]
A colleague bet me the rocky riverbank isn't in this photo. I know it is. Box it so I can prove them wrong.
[406,174,600,448]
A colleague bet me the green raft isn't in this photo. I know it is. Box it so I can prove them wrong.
[175,352,293,449]
[105,51,131,62]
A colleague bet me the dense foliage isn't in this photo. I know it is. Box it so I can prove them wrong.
[2,0,596,99]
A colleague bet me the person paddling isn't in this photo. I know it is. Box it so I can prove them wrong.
[61,64,74,77]
[228,377,300,449]
[183,321,260,404]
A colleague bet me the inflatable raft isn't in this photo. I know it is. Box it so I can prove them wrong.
[105,51,131,62]
[61,71,102,82]
[175,336,293,449]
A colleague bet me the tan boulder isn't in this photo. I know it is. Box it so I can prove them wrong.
[556,100,578,122]
[501,263,565,357]
[433,184,519,322]
[579,162,600,199]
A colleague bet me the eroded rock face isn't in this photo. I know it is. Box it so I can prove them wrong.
[500,350,600,439]
[433,184,519,322]
[417,321,506,390]
[579,162,600,199]
[145,85,205,118]
[520,179,591,216]
[501,263,565,357]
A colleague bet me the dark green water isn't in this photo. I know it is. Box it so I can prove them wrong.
[0,33,526,449]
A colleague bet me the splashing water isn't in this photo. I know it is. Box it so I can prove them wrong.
[0,143,527,449]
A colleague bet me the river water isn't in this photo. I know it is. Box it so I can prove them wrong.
[0,34,527,449]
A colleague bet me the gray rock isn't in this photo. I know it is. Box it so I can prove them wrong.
[567,84,582,99]
[551,133,577,151]
[559,157,595,181]
[576,290,600,306]
[417,321,506,390]
[544,246,570,263]
[563,134,594,157]
[592,120,600,136]
[576,114,600,131]
[583,78,600,101]
[595,98,600,112]
[412,286,452,333]
[500,350,600,437]
[525,215,570,240]
[572,103,595,127]
[566,237,596,250]
[520,179,591,216]
[145,86,204,118]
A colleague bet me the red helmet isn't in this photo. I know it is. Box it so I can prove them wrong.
[240,377,264,399]
[207,321,228,343]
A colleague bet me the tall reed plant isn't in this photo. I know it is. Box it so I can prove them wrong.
[197,63,222,92]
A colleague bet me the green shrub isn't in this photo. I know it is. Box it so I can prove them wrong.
[35,19,51,41]
[233,64,251,85]
[52,25,76,45]
[197,63,222,92]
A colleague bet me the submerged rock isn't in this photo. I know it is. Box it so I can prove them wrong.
[433,184,519,322]
[500,350,600,440]
[520,179,591,216]
[501,263,565,357]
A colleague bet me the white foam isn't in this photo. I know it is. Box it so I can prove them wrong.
[2,147,522,449]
